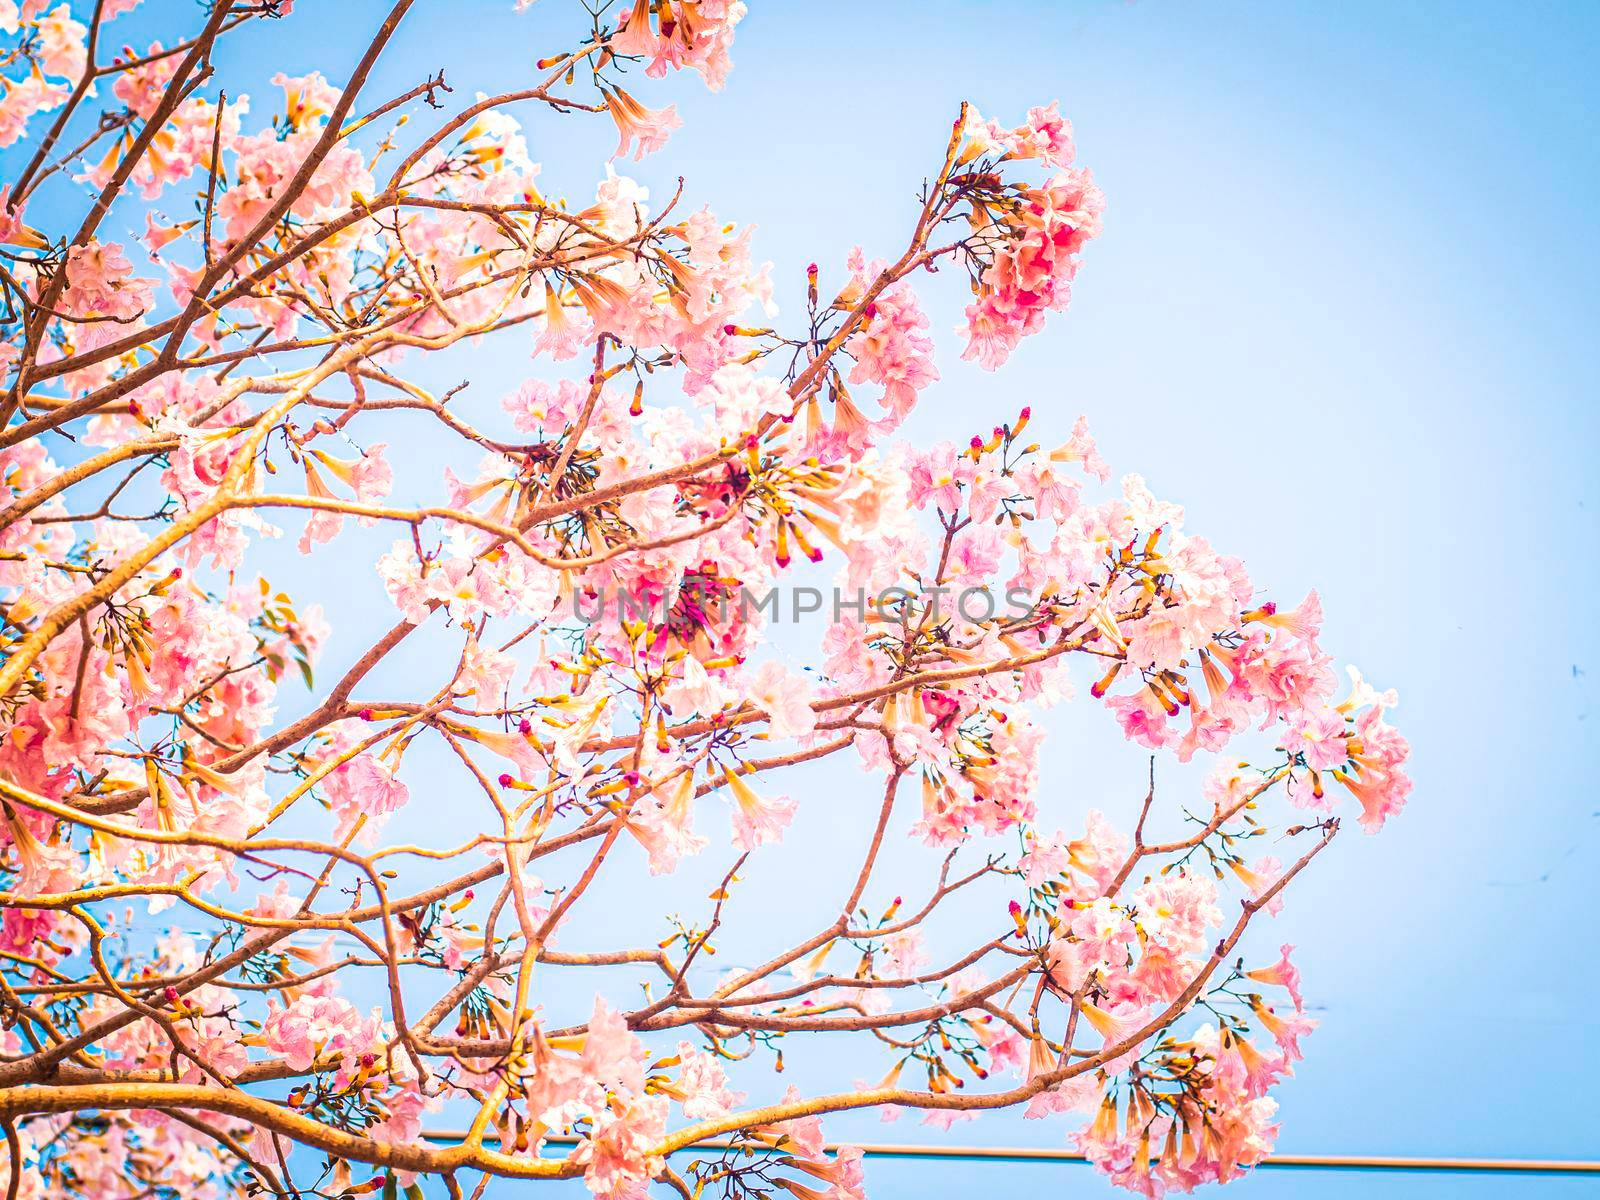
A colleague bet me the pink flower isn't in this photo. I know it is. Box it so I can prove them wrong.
[504,376,588,434]
[349,444,393,504]
[1250,998,1317,1062]
[112,43,181,119]
[943,523,1004,585]
[1333,704,1412,832]
[1233,854,1285,916]
[629,770,709,875]
[966,470,1014,524]
[960,163,1104,369]
[1,809,79,897]
[1007,101,1076,166]
[843,252,938,424]
[1285,707,1350,771]
[532,280,591,361]
[60,241,154,345]
[748,659,817,738]
[272,70,341,130]
[724,766,796,850]
[606,87,681,161]
[261,994,383,1074]
[1225,634,1334,729]
[1049,419,1113,483]
[1246,944,1305,1011]
[323,751,410,840]
[0,75,69,148]
[906,443,971,512]
[35,5,87,79]
[782,1144,868,1200]
[607,0,660,59]
[572,1094,667,1197]
[0,185,45,249]
[1106,690,1174,750]
[667,1040,744,1120]
[1285,766,1335,814]
[1067,810,1130,896]
[756,1087,826,1158]
[1248,590,1323,642]
[880,929,929,978]
[581,996,648,1095]
[1131,872,1220,955]
[1019,828,1071,886]
[454,638,518,707]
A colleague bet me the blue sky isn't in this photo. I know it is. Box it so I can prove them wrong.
[42,1,1600,1195]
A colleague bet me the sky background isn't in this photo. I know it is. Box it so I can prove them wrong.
[49,1,1600,1196]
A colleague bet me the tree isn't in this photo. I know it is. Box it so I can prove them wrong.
[0,2,1411,1197]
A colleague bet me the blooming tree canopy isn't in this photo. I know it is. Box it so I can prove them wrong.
[0,2,1411,1198]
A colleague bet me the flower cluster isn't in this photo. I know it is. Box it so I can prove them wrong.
[0,4,1407,1200]
[0,3,86,147]
[955,103,1106,368]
